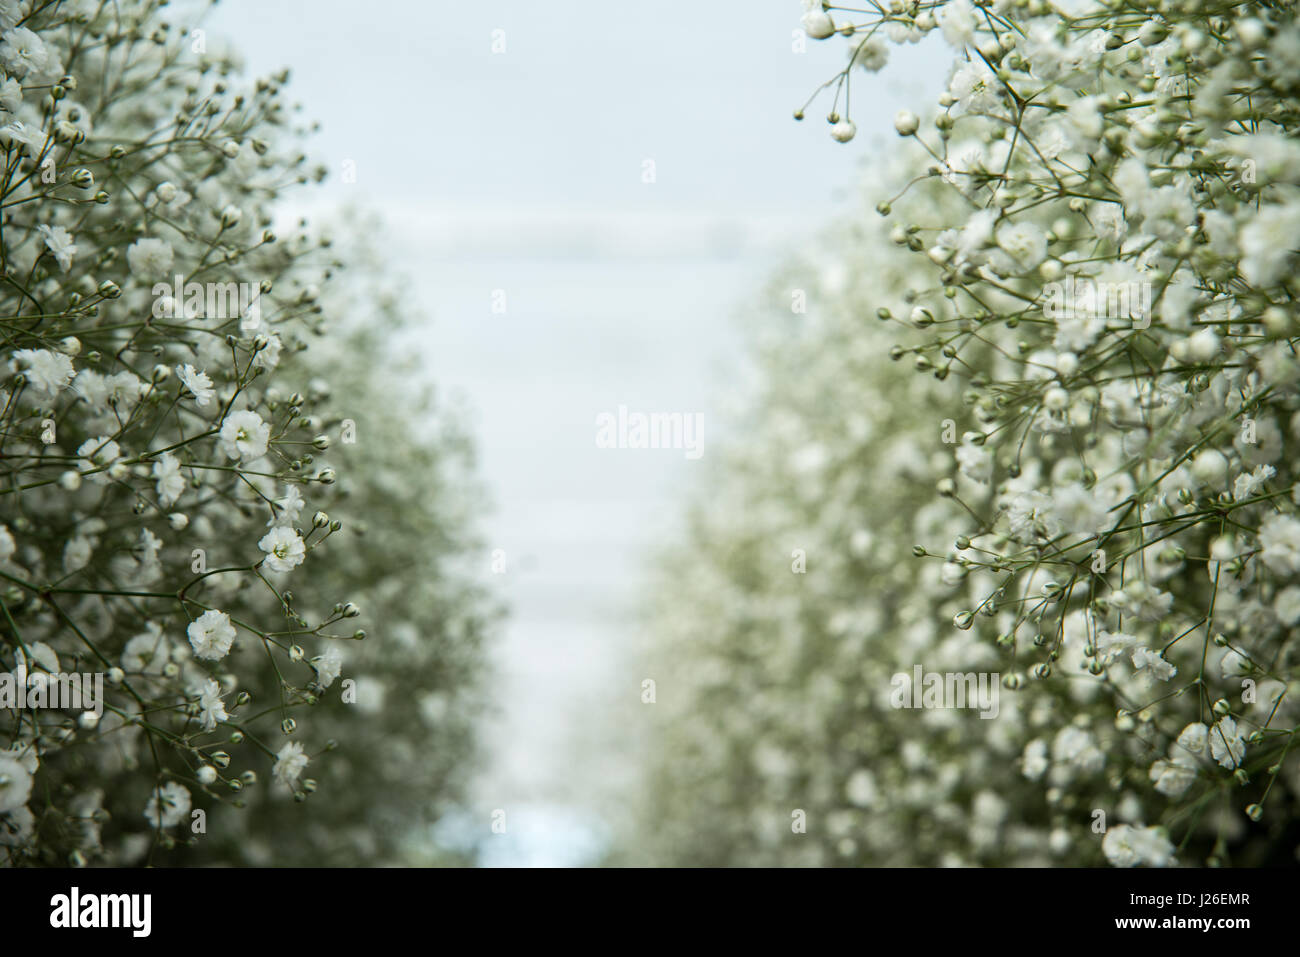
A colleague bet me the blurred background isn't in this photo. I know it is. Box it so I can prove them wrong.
[208,0,948,865]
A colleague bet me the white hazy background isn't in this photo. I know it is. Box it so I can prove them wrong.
[209,0,948,865]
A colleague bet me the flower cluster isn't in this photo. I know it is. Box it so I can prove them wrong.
[624,0,1300,867]
[0,2,491,866]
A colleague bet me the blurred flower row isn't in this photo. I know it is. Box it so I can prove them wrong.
[623,0,1300,866]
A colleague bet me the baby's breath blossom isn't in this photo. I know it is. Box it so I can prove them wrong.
[176,364,215,407]
[273,741,308,788]
[143,781,191,830]
[75,436,121,483]
[1130,647,1177,684]
[1149,758,1197,798]
[1258,514,1300,576]
[0,76,21,113]
[0,26,62,81]
[1102,825,1176,868]
[0,753,33,813]
[121,623,169,675]
[1209,717,1247,771]
[195,679,228,732]
[73,368,141,410]
[153,451,185,506]
[124,237,174,278]
[187,610,236,662]
[800,8,835,40]
[270,484,305,527]
[13,348,74,396]
[313,644,344,689]
[258,525,306,573]
[37,224,76,272]
[219,409,271,461]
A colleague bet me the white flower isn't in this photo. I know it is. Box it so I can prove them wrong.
[0,524,14,564]
[195,678,228,731]
[1103,824,1175,867]
[1095,630,1138,665]
[187,609,236,661]
[1172,723,1209,764]
[258,525,305,573]
[800,10,835,40]
[948,59,999,114]
[219,410,270,460]
[125,237,175,278]
[75,436,122,483]
[1149,758,1196,797]
[1004,490,1059,541]
[1021,739,1049,780]
[273,741,309,788]
[1273,585,1300,627]
[1189,449,1229,488]
[1240,200,1300,287]
[955,441,992,483]
[0,76,21,113]
[1130,646,1176,683]
[0,119,45,156]
[153,451,185,506]
[1120,580,1173,621]
[313,644,344,689]
[0,753,33,813]
[72,369,142,410]
[1208,717,1246,769]
[63,535,93,573]
[13,348,74,396]
[176,364,214,406]
[938,0,977,47]
[0,805,34,847]
[18,641,58,676]
[1052,726,1104,774]
[36,224,75,272]
[1052,481,1112,537]
[852,37,888,72]
[997,221,1047,271]
[4,741,37,776]
[1258,513,1300,575]
[121,623,168,674]
[0,26,62,81]
[251,332,283,371]
[142,781,191,829]
[197,765,218,786]
[1053,314,1107,352]
[1064,96,1104,149]
[1218,648,1253,679]
[269,484,305,527]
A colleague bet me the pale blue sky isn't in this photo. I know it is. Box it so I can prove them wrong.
[208,0,950,866]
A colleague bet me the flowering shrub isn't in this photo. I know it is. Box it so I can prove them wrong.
[0,2,491,865]
[624,0,1300,866]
